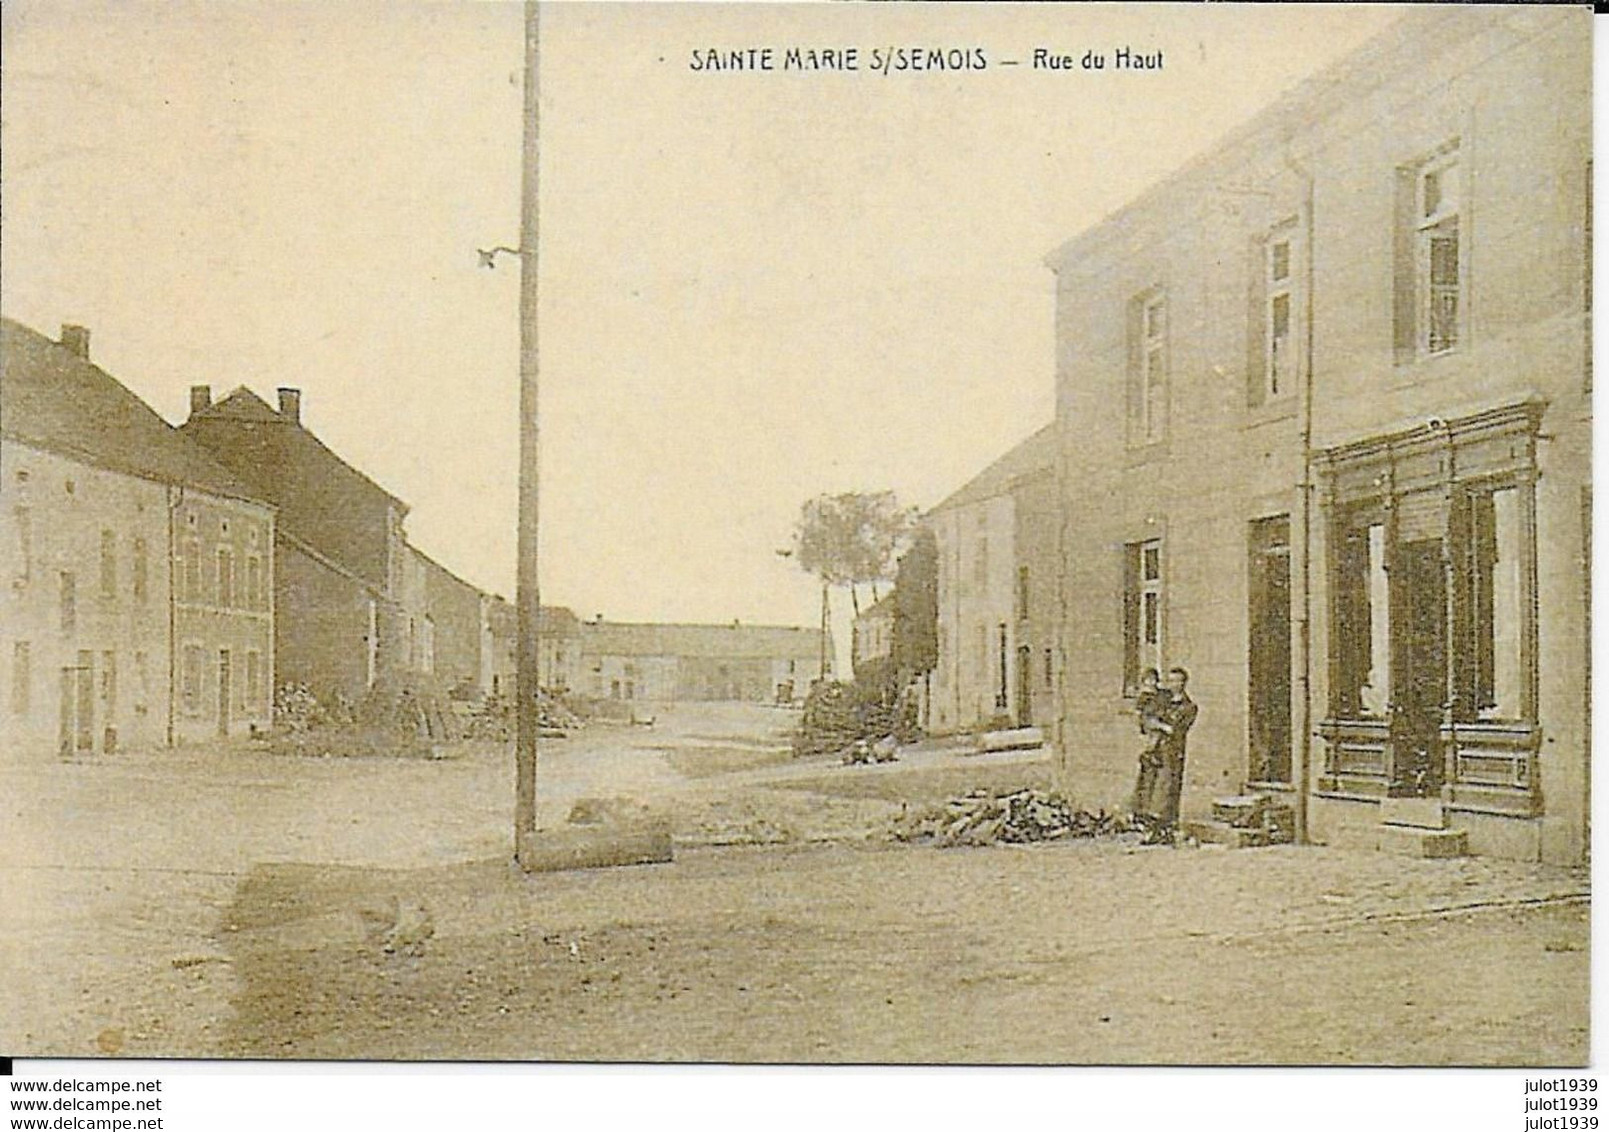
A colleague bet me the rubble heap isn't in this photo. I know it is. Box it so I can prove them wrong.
[891,788,1136,847]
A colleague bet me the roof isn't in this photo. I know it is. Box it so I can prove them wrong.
[0,318,268,504]
[928,423,1056,515]
[484,598,581,638]
[581,621,825,660]
[1044,8,1566,270]
[185,386,409,512]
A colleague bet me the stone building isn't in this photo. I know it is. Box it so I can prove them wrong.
[1046,7,1589,863]
[182,385,432,707]
[578,620,824,704]
[1,319,276,756]
[927,423,1057,734]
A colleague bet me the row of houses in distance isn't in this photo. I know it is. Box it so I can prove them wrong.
[861,8,1590,865]
[568,619,824,704]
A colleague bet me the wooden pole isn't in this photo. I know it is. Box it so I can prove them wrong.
[514,0,541,867]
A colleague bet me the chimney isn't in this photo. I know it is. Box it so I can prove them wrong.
[189,385,212,417]
[59,324,90,359]
[277,387,302,425]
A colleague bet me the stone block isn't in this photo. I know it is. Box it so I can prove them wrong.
[1379,797,1446,829]
[1182,819,1268,848]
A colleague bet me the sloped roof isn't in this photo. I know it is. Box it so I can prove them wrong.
[484,597,581,638]
[0,318,267,504]
[186,386,409,512]
[928,423,1056,515]
[581,621,824,660]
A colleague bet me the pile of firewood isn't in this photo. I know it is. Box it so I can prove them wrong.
[891,789,1135,847]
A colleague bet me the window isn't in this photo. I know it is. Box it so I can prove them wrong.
[60,572,76,634]
[245,556,262,610]
[245,651,262,711]
[1265,228,1297,399]
[134,651,149,715]
[102,650,117,716]
[1456,484,1524,722]
[1122,538,1163,692]
[13,506,31,585]
[1043,647,1054,690]
[1016,566,1030,623]
[183,538,201,603]
[974,535,988,589]
[132,538,148,603]
[182,645,204,715]
[1131,292,1168,444]
[12,641,30,717]
[99,530,116,598]
[1396,144,1462,360]
[217,548,234,607]
[1333,516,1391,719]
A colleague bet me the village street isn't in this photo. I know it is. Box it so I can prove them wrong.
[1,702,1588,1065]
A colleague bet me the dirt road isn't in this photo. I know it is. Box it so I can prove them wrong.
[0,702,1589,1063]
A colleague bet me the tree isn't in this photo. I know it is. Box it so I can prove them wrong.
[892,526,938,677]
[791,491,919,617]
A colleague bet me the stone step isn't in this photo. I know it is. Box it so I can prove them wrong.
[1182,819,1269,849]
[1378,796,1447,829]
[979,727,1044,753]
[1327,822,1468,858]
[1211,794,1268,827]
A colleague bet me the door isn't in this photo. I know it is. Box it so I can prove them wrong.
[1390,539,1448,796]
[1015,645,1033,727]
[217,649,232,738]
[1248,517,1292,783]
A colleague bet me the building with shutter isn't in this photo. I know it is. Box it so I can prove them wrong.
[1045,7,1589,863]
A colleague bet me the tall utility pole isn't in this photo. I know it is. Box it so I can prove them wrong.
[514,0,541,866]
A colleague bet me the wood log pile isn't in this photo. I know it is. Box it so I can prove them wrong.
[891,788,1136,847]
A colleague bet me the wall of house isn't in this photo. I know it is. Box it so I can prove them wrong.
[170,491,274,743]
[0,442,171,757]
[275,536,379,709]
[588,654,678,702]
[1049,9,1590,862]
[1014,469,1060,730]
[420,554,483,697]
[931,494,1019,734]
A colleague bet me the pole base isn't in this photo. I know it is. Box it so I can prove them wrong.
[515,822,674,874]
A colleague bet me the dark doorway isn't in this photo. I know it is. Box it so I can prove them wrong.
[1015,644,1033,727]
[218,649,232,738]
[1248,517,1292,783]
[1391,538,1448,796]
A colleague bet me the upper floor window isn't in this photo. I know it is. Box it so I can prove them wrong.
[1130,290,1168,445]
[13,505,32,586]
[60,571,77,634]
[1395,143,1463,361]
[99,529,117,598]
[217,548,234,607]
[1266,228,1297,399]
[132,538,148,604]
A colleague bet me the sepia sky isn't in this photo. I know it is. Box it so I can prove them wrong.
[2,1,1403,644]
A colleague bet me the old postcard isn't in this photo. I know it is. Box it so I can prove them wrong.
[0,0,1590,1078]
